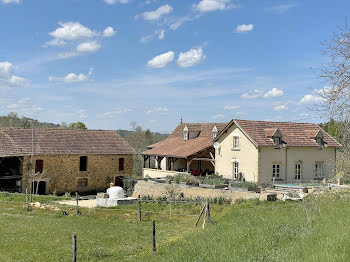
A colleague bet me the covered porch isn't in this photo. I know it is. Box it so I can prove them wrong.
[142,148,215,178]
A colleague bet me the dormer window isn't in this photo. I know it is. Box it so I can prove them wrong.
[314,129,324,149]
[183,125,189,140]
[212,125,218,140]
[274,138,281,149]
[184,130,189,140]
[316,138,323,149]
[270,128,282,149]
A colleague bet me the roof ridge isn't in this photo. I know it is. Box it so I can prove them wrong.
[0,128,118,132]
[234,119,319,125]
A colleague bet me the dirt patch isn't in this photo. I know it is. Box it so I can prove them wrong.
[57,199,97,208]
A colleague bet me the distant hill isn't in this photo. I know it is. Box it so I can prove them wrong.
[116,129,169,139]
[0,113,62,129]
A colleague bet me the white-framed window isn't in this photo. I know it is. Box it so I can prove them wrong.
[316,138,323,149]
[233,136,239,149]
[183,131,189,140]
[295,163,302,180]
[273,164,280,178]
[274,138,280,149]
[234,162,239,180]
[315,163,323,178]
[212,131,218,140]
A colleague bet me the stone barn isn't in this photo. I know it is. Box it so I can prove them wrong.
[0,128,134,194]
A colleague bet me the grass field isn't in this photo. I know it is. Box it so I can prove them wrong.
[0,193,227,262]
[1,190,350,261]
[141,190,350,262]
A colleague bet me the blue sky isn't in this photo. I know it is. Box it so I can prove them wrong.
[0,0,348,132]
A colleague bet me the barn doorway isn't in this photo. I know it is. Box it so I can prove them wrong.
[33,181,46,195]
[115,176,124,187]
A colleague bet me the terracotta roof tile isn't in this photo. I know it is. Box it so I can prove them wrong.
[144,122,227,157]
[234,119,341,147]
[0,128,134,157]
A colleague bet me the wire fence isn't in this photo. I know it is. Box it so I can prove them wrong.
[0,191,218,261]
[0,192,211,261]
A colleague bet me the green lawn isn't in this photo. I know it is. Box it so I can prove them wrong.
[1,191,350,261]
[141,190,350,262]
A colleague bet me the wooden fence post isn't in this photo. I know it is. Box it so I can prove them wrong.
[195,203,206,226]
[152,220,156,253]
[138,195,141,222]
[207,200,211,223]
[202,202,208,230]
[72,235,77,262]
[26,188,29,212]
[75,192,79,216]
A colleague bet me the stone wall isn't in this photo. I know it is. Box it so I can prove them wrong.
[133,180,259,203]
[22,154,133,194]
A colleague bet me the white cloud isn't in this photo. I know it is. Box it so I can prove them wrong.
[45,22,115,54]
[241,88,283,99]
[146,107,169,115]
[77,109,88,119]
[97,108,132,119]
[57,52,79,59]
[77,41,101,53]
[177,48,205,68]
[103,26,116,37]
[235,24,254,33]
[0,61,27,88]
[274,105,288,111]
[212,114,225,119]
[241,89,263,99]
[263,88,283,98]
[6,98,43,116]
[138,4,173,21]
[104,0,129,4]
[0,62,15,78]
[170,16,195,30]
[0,0,20,3]
[7,97,31,109]
[267,4,297,14]
[158,29,165,39]
[193,0,235,12]
[224,105,240,110]
[140,35,153,43]
[140,29,165,43]
[147,51,175,68]
[9,75,27,86]
[44,38,67,47]
[298,87,329,105]
[49,22,96,41]
[298,94,324,105]
[49,68,93,83]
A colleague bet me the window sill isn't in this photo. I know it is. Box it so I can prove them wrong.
[231,148,240,151]
[272,178,283,181]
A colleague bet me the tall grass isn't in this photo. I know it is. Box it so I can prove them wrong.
[141,190,350,262]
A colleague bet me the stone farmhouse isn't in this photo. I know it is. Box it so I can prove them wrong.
[0,128,134,194]
[142,119,341,184]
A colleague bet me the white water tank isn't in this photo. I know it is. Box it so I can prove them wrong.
[107,186,126,199]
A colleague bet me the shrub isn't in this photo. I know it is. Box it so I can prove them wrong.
[200,174,229,185]
[123,177,138,197]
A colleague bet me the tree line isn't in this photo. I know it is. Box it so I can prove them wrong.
[0,112,87,130]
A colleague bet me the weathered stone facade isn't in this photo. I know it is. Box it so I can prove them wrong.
[21,154,133,194]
